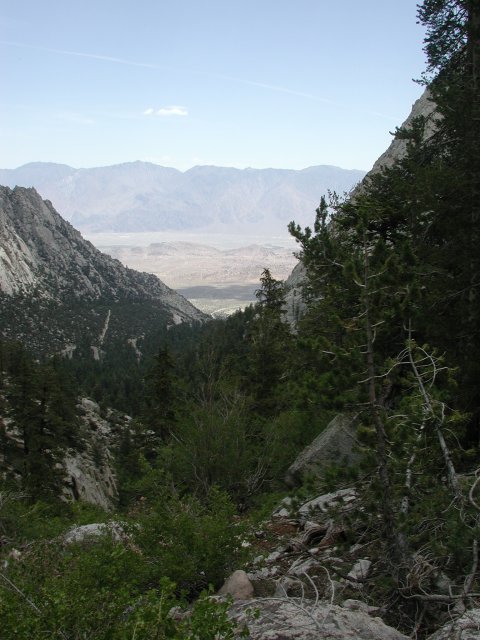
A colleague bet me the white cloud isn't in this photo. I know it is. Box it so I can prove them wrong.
[156,105,188,117]
[143,105,188,117]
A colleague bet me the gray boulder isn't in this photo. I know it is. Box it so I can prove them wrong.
[426,608,480,640]
[63,521,126,545]
[230,598,409,639]
[298,487,357,517]
[218,570,255,600]
[285,414,359,487]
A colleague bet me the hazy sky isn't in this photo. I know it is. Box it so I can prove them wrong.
[1,1,427,172]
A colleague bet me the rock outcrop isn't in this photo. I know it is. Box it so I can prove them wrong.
[229,598,409,639]
[369,89,437,174]
[232,485,480,640]
[62,398,123,510]
[63,521,127,545]
[1,394,125,510]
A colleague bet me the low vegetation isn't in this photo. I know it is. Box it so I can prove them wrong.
[1,1,480,637]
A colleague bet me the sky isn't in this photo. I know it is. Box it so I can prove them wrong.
[0,1,427,172]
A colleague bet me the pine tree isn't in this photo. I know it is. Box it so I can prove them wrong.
[246,269,293,415]
[417,0,480,424]
[142,347,178,446]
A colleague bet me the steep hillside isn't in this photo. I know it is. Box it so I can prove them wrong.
[0,162,365,234]
[0,186,206,356]
[284,89,437,325]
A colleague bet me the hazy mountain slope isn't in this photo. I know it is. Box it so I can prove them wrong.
[0,162,366,233]
[0,186,206,355]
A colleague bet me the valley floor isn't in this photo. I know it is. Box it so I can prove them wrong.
[93,233,298,315]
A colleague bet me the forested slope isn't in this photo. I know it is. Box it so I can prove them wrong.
[1,2,480,638]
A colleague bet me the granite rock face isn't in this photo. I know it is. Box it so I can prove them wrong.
[62,398,122,510]
[369,89,437,174]
[0,186,207,354]
[0,186,205,311]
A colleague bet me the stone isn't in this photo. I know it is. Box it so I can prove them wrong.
[248,566,278,581]
[288,556,321,577]
[369,89,436,175]
[298,488,357,517]
[285,414,360,487]
[63,521,126,544]
[266,551,282,564]
[63,400,118,511]
[81,398,101,414]
[274,577,298,597]
[347,559,372,582]
[426,608,480,640]
[229,598,410,639]
[273,507,290,518]
[342,599,380,616]
[433,571,452,596]
[218,570,254,600]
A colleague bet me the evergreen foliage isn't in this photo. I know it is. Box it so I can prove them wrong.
[2,2,480,636]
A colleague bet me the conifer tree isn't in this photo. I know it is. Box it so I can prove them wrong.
[417,0,480,423]
[142,347,178,446]
[247,269,293,415]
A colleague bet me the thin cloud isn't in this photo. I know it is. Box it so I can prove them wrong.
[156,106,188,117]
[2,41,402,121]
[144,106,188,117]
[2,41,334,104]
[218,74,336,104]
[2,41,162,69]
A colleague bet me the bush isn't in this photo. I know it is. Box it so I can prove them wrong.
[0,532,242,639]
[134,486,246,596]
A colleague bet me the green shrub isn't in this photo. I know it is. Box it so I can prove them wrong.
[0,534,242,639]
[134,487,246,596]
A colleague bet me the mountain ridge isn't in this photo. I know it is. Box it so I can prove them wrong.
[0,185,206,356]
[0,162,366,234]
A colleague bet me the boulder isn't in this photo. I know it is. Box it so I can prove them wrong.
[230,598,409,639]
[285,414,359,487]
[347,559,372,582]
[342,599,381,616]
[426,608,480,640]
[218,570,254,600]
[63,521,126,545]
[298,487,357,517]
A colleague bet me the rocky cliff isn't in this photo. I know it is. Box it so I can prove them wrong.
[0,186,206,355]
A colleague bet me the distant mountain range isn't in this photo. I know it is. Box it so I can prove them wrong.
[0,162,366,234]
[0,186,206,357]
